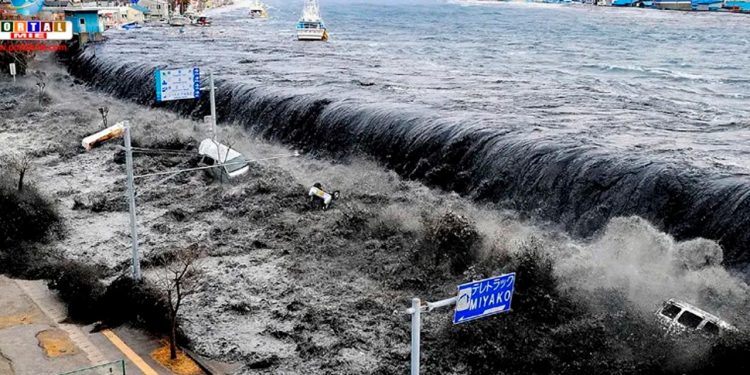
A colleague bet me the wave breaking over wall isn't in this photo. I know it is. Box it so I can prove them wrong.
[66,48,750,275]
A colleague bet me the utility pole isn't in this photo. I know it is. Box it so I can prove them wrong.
[209,71,217,141]
[123,122,142,281]
[411,298,421,375]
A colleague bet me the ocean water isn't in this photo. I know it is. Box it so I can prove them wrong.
[99,0,750,172]
[71,0,750,270]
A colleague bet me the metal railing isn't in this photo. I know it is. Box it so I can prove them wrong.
[56,360,126,375]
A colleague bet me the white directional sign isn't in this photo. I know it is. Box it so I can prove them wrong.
[155,67,200,102]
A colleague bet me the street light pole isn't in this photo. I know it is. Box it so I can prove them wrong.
[123,122,141,281]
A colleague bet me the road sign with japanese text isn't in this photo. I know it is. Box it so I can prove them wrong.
[453,272,515,324]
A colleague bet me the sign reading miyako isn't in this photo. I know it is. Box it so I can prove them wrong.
[0,21,73,40]
[453,272,515,323]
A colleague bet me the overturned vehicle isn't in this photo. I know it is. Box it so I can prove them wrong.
[197,138,250,181]
[656,299,736,337]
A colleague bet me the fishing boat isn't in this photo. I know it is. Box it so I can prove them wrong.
[249,0,268,18]
[652,0,692,9]
[296,0,328,41]
[168,15,190,27]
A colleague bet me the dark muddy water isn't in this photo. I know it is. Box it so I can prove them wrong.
[70,0,750,271]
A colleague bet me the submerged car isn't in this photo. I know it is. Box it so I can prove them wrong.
[656,299,736,336]
[198,139,249,180]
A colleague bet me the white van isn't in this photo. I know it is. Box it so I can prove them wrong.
[655,299,736,336]
[198,139,250,180]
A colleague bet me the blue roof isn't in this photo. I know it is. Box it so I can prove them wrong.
[131,4,150,14]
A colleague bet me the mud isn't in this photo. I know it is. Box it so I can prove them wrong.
[2,62,749,374]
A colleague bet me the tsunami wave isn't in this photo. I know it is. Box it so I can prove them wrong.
[66,48,750,275]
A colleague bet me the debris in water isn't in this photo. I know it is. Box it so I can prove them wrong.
[81,122,125,151]
[308,182,340,210]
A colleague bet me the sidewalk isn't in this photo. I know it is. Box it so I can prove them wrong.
[0,276,89,375]
[0,276,186,375]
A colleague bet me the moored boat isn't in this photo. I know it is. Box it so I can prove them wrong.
[652,0,692,9]
[612,0,643,6]
[168,15,190,27]
[691,0,723,10]
[724,0,750,11]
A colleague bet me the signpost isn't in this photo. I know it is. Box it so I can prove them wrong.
[208,71,216,141]
[121,66,217,279]
[154,67,217,141]
[454,273,515,324]
[404,272,515,374]
[9,63,16,82]
[154,67,200,102]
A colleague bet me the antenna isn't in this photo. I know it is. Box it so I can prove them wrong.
[302,0,321,21]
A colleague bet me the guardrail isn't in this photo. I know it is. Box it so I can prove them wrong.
[56,359,126,375]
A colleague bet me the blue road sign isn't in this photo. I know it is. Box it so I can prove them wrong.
[453,272,515,324]
[154,67,200,102]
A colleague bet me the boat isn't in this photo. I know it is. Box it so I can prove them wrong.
[168,15,190,27]
[652,0,692,9]
[296,0,328,41]
[612,0,642,6]
[120,22,143,30]
[691,0,723,10]
[724,1,750,12]
[248,0,268,19]
[194,15,211,26]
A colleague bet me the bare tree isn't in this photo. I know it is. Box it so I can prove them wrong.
[3,152,33,192]
[157,245,203,360]
[34,71,47,107]
[98,106,109,128]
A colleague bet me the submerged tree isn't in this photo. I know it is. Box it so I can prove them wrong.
[34,71,47,106]
[3,152,33,192]
[157,245,203,360]
[98,106,109,128]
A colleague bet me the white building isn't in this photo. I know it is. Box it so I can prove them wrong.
[138,0,169,21]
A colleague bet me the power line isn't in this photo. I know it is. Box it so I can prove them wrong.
[132,153,299,179]
[130,147,195,156]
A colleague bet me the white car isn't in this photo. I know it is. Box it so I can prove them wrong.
[655,299,736,336]
[198,139,249,180]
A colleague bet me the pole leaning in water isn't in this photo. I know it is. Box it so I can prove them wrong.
[124,122,142,280]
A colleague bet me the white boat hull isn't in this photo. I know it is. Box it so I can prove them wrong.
[297,28,326,40]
